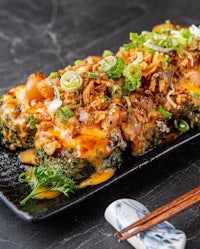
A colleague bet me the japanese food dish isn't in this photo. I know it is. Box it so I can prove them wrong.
[1,21,200,204]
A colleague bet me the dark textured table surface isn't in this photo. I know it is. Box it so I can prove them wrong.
[0,0,200,248]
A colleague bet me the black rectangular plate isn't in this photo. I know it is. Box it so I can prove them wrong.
[0,130,200,221]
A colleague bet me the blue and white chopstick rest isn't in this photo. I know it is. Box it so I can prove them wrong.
[104,199,186,249]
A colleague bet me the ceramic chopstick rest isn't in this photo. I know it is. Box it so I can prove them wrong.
[104,199,186,249]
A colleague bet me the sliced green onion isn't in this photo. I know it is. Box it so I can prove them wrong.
[48,99,62,113]
[189,24,200,39]
[102,50,113,57]
[129,32,140,41]
[174,119,190,133]
[132,52,143,65]
[144,39,173,53]
[48,86,63,113]
[123,96,131,109]
[158,36,173,48]
[99,56,117,72]
[128,31,156,51]
[125,22,195,55]
[29,115,36,129]
[123,43,135,51]
[54,86,61,99]
[141,31,154,40]
[123,64,142,93]
[106,57,125,79]
[123,33,145,52]
[111,85,122,98]
[99,56,125,79]
[124,80,141,93]
[49,72,58,79]
[56,106,74,124]
[157,106,172,118]
[129,32,145,48]
[86,72,99,79]
[74,60,82,66]
[180,28,192,39]
[148,49,156,54]
[103,95,111,103]
[70,101,82,109]
[189,90,200,99]
[162,54,170,70]
[153,20,173,34]
[60,71,83,92]
[123,64,142,82]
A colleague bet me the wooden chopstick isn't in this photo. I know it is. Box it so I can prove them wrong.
[115,186,200,238]
[115,186,200,242]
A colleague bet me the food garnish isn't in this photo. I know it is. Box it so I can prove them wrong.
[19,167,76,205]
[60,71,83,92]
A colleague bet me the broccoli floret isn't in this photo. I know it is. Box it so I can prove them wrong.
[35,149,95,183]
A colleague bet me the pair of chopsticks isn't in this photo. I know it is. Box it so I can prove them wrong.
[115,186,200,242]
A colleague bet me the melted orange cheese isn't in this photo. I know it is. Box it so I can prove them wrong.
[35,126,112,167]
[182,80,200,94]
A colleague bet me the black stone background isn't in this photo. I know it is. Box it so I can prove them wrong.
[0,0,199,248]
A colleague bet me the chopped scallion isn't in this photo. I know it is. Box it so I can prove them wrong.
[56,106,74,124]
[86,72,99,79]
[144,39,173,53]
[106,57,125,79]
[158,36,173,48]
[111,85,122,98]
[29,115,36,129]
[60,71,83,92]
[54,86,61,99]
[123,43,135,51]
[174,119,190,133]
[123,64,142,93]
[189,90,200,99]
[49,72,58,79]
[74,60,82,66]
[102,50,113,57]
[127,32,145,49]
[103,95,111,103]
[124,80,141,93]
[162,54,170,70]
[99,56,125,79]
[131,52,143,65]
[123,96,131,109]
[99,56,117,72]
[123,64,142,82]
[189,25,200,39]
[157,106,172,118]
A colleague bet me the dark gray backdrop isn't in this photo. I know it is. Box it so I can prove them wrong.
[0,1,199,248]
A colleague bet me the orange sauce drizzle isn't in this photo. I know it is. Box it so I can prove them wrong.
[78,168,116,188]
